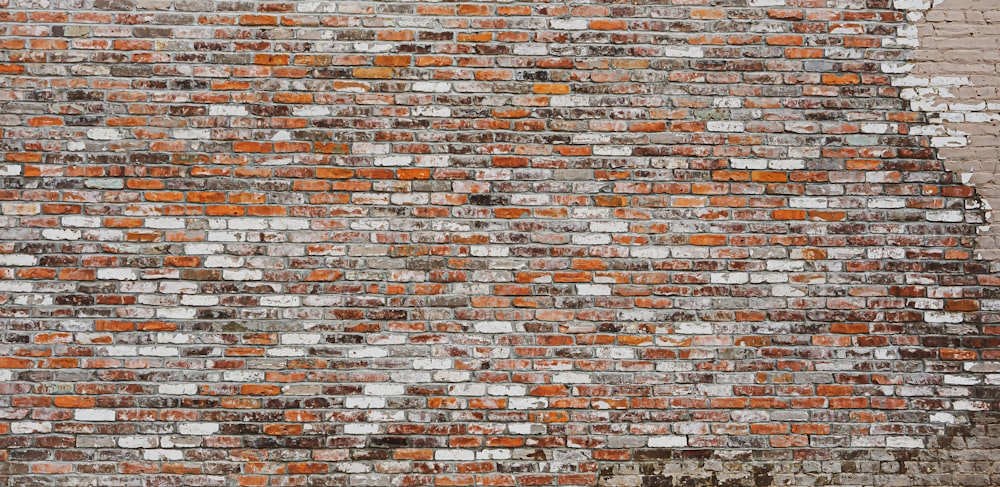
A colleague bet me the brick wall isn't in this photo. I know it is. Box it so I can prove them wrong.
[1,0,998,486]
[908,0,1000,259]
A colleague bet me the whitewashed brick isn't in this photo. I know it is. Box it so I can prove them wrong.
[662,46,704,58]
[75,409,116,421]
[345,396,386,409]
[0,254,37,266]
[348,347,388,358]
[648,436,688,447]
[412,82,451,93]
[179,422,219,435]
[119,436,158,448]
[159,384,198,395]
[475,321,513,334]
[144,449,184,461]
[42,228,82,240]
[87,128,123,140]
[12,421,51,434]
[209,105,248,116]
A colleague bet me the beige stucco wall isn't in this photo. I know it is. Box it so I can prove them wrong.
[911,0,1000,257]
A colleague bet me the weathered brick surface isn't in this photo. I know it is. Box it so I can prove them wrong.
[909,0,1000,257]
[0,0,998,485]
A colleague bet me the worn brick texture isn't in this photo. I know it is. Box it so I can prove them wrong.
[1,0,999,486]
[909,0,1000,259]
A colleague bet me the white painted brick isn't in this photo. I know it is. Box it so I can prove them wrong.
[676,322,713,334]
[552,372,591,384]
[593,146,631,156]
[133,344,177,356]
[772,285,807,297]
[364,384,405,396]
[894,0,931,9]
[488,385,526,396]
[0,254,37,266]
[413,358,451,370]
[292,106,330,117]
[648,436,688,447]
[282,333,322,345]
[0,164,21,176]
[353,42,393,53]
[769,159,805,170]
[620,309,657,321]
[477,449,512,460]
[662,46,704,58]
[184,243,225,254]
[869,197,906,209]
[711,272,748,284]
[97,268,137,281]
[475,321,513,334]
[2,203,39,215]
[730,158,768,169]
[412,82,451,93]
[707,121,745,132]
[119,436,158,448]
[267,347,306,357]
[75,409,116,422]
[345,396,385,409]
[223,370,264,382]
[412,106,451,117]
[144,449,184,461]
[0,281,33,292]
[589,221,628,233]
[374,155,412,166]
[549,95,588,107]
[209,105,248,116]
[508,423,544,435]
[269,218,309,230]
[449,383,487,396]
[174,128,210,139]
[929,412,958,424]
[157,307,196,319]
[260,295,301,307]
[344,423,380,435]
[550,18,588,30]
[42,228,82,240]
[87,128,123,140]
[861,123,889,134]
[180,295,218,307]
[431,449,477,462]
[509,397,548,410]
[159,384,197,395]
[104,345,137,356]
[11,421,51,434]
[348,347,388,358]
[391,371,431,383]
[146,217,185,229]
[886,436,924,448]
[228,218,267,230]
[789,197,828,208]
[204,255,244,268]
[924,311,963,323]
[62,216,101,227]
[178,422,219,436]
[572,233,612,245]
[222,269,263,281]
[577,284,611,296]
[868,248,905,259]
[0,370,10,381]
[766,260,803,272]
[954,400,990,411]
[632,247,671,259]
